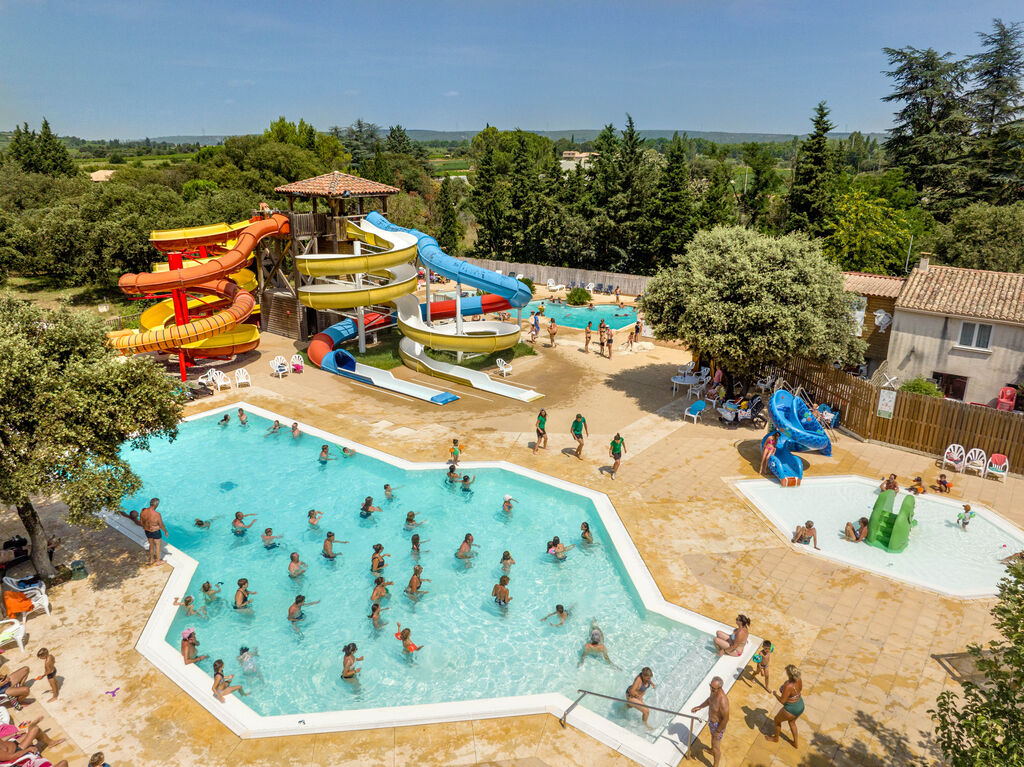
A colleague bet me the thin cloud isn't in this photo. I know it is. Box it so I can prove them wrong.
[344,88,361,96]
[443,90,460,97]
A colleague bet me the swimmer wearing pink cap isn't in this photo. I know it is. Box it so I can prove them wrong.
[180,628,207,666]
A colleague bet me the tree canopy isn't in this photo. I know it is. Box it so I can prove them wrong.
[933,201,1024,273]
[0,294,183,577]
[639,227,864,379]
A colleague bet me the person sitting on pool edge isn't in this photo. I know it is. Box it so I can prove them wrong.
[879,474,898,492]
[792,521,820,550]
[908,476,926,494]
[844,517,869,543]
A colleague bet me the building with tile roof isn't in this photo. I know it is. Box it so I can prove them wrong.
[274,171,399,201]
[887,258,1024,404]
[842,272,906,376]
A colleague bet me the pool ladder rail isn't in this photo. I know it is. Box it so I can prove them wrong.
[559,688,705,759]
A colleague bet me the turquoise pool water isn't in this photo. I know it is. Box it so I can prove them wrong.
[526,300,638,330]
[738,476,1024,596]
[121,411,716,736]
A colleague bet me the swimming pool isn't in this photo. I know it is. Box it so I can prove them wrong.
[736,475,1024,598]
[527,300,639,330]
[115,404,751,765]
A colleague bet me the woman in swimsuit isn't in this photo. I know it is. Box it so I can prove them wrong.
[500,550,516,572]
[411,534,428,557]
[404,511,423,529]
[371,576,393,601]
[548,536,575,560]
[371,543,390,572]
[533,409,548,454]
[265,420,282,436]
[491,575,512,607]
[760,432,779,476]
[844,517,870,543]
[307,509,323,527]
[361,497,382,519]
[405,565,430,599]
[212,659,246,702]
[368,602,390,629]
[219,414,230,427]
[445,466,460,484]
[318,445,336,463]
[341,643,363,682]
[395,623,422,655]
[791,521,819,550]
[767,665,805,748]
[201,581,221,604]
[540,604,568,626]
[625,667,656,730]
[580,522,593,544]
[584,321,592,353]
[714,614,750,656]
[234,579,256,611]
[456,533,476,567]
[172,595,207,618]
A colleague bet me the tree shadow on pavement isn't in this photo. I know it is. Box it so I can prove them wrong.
[602,363,691,410]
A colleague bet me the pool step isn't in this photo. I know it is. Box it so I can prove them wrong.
[640,632,707,729]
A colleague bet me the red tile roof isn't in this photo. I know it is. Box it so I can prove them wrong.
[896,264,1024,325]
[843,272,905,299]
[274,171,399,198]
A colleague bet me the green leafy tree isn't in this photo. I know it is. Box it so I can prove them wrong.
[933,201,1024,272]
[882,46,971,217]
[823,190,913,274]
[696,148,738,231]
[435,176,464,254]
[740,142,782,229]
[931,562,1024,766]
[385,125,415,155]
[787,101,840,236]
[0,296,183,578]
[965,19,1024,203]
[181,179,219,202]
[651,133,696,268]
[640,227,864,381]
[34,119,76,177]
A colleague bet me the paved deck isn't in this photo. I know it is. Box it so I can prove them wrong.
[4,323,1019,767]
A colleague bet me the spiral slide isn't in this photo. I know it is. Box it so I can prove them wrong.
[109,215,289,356]
[763,390,832,487]
[300,216,540,403]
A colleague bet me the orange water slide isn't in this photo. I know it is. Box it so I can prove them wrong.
[108,214,289,355]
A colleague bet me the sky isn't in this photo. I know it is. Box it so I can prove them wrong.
[0,0,1020,139]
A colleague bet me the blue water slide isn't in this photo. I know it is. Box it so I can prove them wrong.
[365,212,534,308]
[768,390,832,456]
[763,433,803,484]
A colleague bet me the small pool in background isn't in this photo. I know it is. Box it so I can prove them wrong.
[737,475,1024,597]
[526,300,638,330]
[120,410,719,740]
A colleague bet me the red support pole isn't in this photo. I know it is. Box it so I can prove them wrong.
[167,251,191,382]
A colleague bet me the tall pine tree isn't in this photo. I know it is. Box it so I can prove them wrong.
[651,133,696,267]
[787,101,840,235]
[35,119,76,177]
[435,176,464,255]
[469,140,511,258]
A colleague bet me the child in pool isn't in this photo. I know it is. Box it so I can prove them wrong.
[500,550,516,572]
[753,639,773,689]
[958,504,976,530]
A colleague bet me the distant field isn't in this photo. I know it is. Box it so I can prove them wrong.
[75,152,194,168]
[429,157,472,172]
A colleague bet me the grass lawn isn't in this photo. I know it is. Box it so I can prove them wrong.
[3,274,143,319]
[429,158,472,172]
[425,341,536,370]
[343,333,404,370]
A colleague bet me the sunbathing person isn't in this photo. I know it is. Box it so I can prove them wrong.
[792,521,820,550]
[844,517,869,543]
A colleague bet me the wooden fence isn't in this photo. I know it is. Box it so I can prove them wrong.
[764,358,1024,471]
[460,258,651,297]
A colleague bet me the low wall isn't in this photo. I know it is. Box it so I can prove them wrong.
[461,258,651,296]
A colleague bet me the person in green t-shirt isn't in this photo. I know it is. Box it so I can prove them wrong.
[533,409,548,454]
[608,433,626,479]
[570,413,589,459]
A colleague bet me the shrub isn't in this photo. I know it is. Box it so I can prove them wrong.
[519,277,535,295]
[566,287,592,306]
[900,376,943,397]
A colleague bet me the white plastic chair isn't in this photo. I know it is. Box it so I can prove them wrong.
[685,400,707,424]
[0,619,25,652]
[688,376,710,399]
[986,454,1009,481]
[941,443,966,473]
[269,357,288,378]
[964,448,987,477]
[234,368,252,388]
[12,588,49,619]
[516,273,525,280]
[213,371,232,391]
[585,282,595,291]
[290,354,304,373]
[197,370,216,386]
[496,358,512,378]
[2,576,45,595]
[546,279,566,292]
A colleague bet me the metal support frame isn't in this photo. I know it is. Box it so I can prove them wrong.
[454,283,464,363]
[558,689,703,760]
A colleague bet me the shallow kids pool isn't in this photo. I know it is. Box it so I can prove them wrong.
[117,406,743,760]
[737,475,1024,597]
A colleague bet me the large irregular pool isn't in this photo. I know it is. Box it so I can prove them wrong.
[526,300,639,330]
[120,409,721,741]
[737,475,1024,597]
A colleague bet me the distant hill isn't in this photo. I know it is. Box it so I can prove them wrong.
[147,135,228,145]
[407,128,887,144]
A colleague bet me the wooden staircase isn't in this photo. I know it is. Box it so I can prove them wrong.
[261,290,304,340]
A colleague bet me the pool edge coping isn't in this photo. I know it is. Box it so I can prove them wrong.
[733,474,1023,600]
[114,400,758,767]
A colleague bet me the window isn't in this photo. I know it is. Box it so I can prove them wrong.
[957,321,992,350]
[932,371,968,400]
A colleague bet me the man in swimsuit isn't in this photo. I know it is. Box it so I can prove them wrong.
[288,595,320,633]
[139,498,166,566]
[262,528,282,548]
[570,413,589,459]
[606,325,615,359]
[180,628,207,665]
[579,621,618,667]
[608,434,626,479]
[290,422,301,439]
[323,532,347,559]
[0,664,32,708]
[288,552,307,577]
[232,511,256,535]
[456,533,476,567]
[692,676,729,767]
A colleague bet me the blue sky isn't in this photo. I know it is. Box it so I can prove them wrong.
[0,0,1020,139]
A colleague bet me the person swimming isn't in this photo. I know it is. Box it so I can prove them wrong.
[540,604,568,626]
[404,511,423,529]
[234,578,256,611]
[502,495,516,513]
[445,466,460,484]
[579,620,618,667]
[460,474,476,492]
[319,445,336,463]
[500,550,515,572]
[368,602,390,629]
[288,552,307,578]
[370,576,393,601]
[395,623,422,655]
[456,533,477,567]
[307,509,324,527]
[411,533,428,557]
[405,565,430,600]
[491,575,512,607]
[288,594,319,633]
[231,511,256,536]
[322,531,348,559]
[261,528,282,549]
[219,414,230,426]
[547,536,575,560]
[361,497,381,519]
[265,420,282,436]
[371,543,390,572]
[580,521,593,544]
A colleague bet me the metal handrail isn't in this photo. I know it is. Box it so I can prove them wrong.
[558,688,706,759]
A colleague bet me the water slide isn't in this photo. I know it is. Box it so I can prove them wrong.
[764,390,832,486]
[109,215,288,356]
[299,215,540,403]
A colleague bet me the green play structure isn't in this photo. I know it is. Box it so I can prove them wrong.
[867,490,916,553]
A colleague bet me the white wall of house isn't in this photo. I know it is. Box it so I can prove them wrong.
[888,309,1024,404]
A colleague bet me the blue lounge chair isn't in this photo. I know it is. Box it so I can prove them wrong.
[685,400,708,424]
[595,283,605,294]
